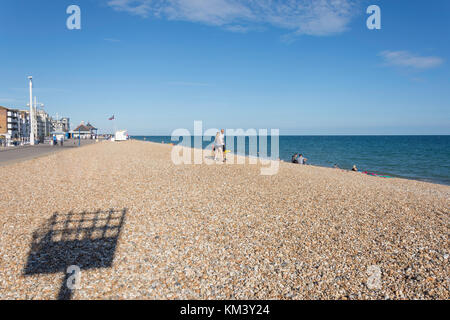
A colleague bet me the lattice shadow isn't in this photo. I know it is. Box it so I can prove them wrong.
[24,209,126,299]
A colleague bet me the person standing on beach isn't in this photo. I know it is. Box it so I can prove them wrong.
[220,129,226,162]
[214,132,224,162]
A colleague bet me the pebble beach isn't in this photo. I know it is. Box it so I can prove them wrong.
[0,140,448,300]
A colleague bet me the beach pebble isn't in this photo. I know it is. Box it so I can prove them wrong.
[0,140,448,300]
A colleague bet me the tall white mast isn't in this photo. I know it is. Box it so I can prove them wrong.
[34,96,38,140]
[28,76,35,145]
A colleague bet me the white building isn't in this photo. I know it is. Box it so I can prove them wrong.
[1,104,71,146]
[7,109,19,140]
[51,117,70,132]
[18,110,30,143]
[0,106,19,145]
[36,109,52,142]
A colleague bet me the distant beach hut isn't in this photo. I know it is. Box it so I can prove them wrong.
[70,121,98,139]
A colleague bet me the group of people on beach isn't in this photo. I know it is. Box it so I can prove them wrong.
[51,135,64,147]
[293,153,361,172]
[291,153,308,165]
[213,129,226,162]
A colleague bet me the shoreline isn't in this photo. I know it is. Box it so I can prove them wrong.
[133,138,450,187]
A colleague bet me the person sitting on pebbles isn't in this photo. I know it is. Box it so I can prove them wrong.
[352,165,358,172]
[298,154,307,165]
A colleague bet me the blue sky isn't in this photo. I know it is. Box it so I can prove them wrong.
[0,0,449,135]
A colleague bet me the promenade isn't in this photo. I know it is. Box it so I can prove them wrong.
[0,140,448,300]
[0,139,97,166]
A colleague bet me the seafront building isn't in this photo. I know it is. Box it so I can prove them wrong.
[0,105,70,146]
[71,121,98,139]
[51,117,70,132]
[36,109,53,141]
[50,117,72,142]
[0,106,20,145]
[18,111,31,144]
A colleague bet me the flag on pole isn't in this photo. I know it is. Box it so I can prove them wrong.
[108,115,115,120]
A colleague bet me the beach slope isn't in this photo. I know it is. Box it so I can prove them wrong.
[0,140,448,299]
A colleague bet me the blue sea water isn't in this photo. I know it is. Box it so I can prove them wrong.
[132,135,450,185]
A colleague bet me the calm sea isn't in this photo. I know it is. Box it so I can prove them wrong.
[132,135,450,185]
